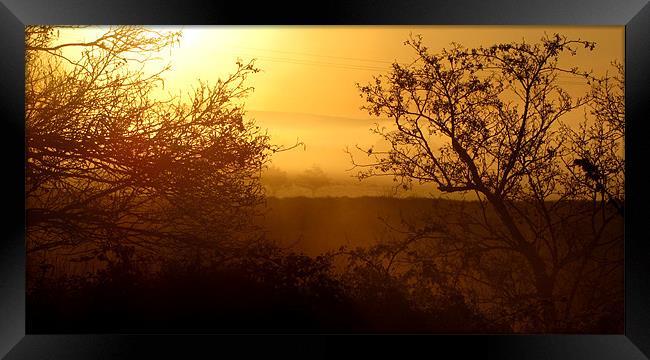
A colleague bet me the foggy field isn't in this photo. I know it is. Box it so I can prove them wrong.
[258,196,446,255]
[257,196,620,256]
[258,196,623,260]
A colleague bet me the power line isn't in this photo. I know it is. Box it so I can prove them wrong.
[228,46,594,80]
[218,50,594,84]
[231,45,394,65]
[222,51,390,72]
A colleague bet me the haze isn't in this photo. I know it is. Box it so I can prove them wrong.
[56,26,624,195]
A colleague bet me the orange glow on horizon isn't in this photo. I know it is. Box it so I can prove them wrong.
[52,25,624,191]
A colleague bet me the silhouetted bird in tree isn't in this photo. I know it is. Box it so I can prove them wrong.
[573,158,606,192]
[573,158,600,182]
[572,158,624,217]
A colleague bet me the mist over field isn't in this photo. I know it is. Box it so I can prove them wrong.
[258,196,454,255]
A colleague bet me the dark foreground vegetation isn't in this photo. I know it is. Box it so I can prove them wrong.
[28,240,507,334]
[28,198,621,334]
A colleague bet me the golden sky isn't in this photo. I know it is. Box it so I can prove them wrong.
[54,26,624,195]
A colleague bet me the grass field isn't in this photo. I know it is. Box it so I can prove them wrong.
[257,196,452,255]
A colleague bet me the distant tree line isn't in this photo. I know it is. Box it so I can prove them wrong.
[262,165,332,196]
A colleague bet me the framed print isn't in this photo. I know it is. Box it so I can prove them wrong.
[1,0,649,358]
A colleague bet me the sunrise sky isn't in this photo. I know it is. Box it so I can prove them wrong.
[55,26,624,196]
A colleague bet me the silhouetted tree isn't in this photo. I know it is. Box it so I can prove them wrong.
[295,165,332,196]
[352,34,623,332]
[261,165,290,196]
[26,26,274,267]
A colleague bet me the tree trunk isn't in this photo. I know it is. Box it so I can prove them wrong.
[485,194,557,331]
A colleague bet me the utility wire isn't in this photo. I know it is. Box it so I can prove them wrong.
[217,49,591,84]
[231,45,394,64]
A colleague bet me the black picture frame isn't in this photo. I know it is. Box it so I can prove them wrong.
[1,0,649,358]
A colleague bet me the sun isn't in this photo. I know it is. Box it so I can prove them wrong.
[178,26,206,48]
